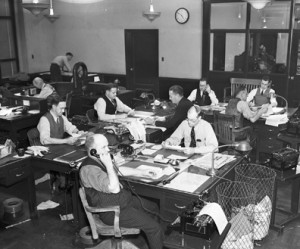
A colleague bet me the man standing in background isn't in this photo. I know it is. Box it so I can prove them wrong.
[50,52,73,82]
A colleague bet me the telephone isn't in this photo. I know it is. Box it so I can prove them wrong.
[118,144,134,157]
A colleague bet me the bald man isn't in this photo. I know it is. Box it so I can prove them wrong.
[32,77,56,98]
[80,134,164,249]
[163,105,218,154]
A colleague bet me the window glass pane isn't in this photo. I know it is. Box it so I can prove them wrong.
[295,4,300,29]
[249,33,288,74]
[250,1,290,29]
[0,0,10,16]
[211,3,247,29]
[210,33,246,72]
[1,61,17,78]
[0,20,16,59]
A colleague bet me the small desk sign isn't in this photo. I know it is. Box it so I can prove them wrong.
[23,100,30,106]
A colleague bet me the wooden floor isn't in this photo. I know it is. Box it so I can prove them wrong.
[0,176,300,249]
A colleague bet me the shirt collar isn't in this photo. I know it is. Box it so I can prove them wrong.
[50,110,59,120]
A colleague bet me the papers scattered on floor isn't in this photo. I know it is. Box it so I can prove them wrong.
[265,114,288,127]
[192,153,236,170]
[37,200,60,210]
[164,172,210,193]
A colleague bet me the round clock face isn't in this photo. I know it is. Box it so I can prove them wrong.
[175,8,189,24]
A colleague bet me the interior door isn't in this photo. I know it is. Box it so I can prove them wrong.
[288,32,300,107]
[125,30,159,95]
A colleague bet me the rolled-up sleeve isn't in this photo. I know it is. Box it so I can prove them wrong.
[62,115,77,134]
[37,116,51,145]
[116,97,132,113]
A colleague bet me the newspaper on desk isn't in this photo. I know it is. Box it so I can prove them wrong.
[265,113,288,127]
[191,153,236,170]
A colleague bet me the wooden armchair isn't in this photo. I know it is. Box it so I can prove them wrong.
[79,187,140,249]
[86,109,99,125]
[27,128,41,146]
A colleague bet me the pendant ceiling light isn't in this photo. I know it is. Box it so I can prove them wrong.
[243,0,272,10]
[22,0,49,16]
[44,0,60,23]
[143,0,161,22]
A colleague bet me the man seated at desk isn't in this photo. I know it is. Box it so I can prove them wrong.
[145,85,193,134]
[80,134,163,249]
[94,83,135,121]
[188,78,219,106]
[226,86,269,128]
[37,94,85,145]
[246,75,277,107]
[162,106,218,154]
[32,77,56,98]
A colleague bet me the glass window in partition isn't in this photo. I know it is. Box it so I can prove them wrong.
[248,32,288,74]
[211,2,247,29]
[210,33,246,72]
[250,1,290,29]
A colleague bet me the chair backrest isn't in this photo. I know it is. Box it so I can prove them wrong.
[213,111,236,145]
[230,78,261,96]
[86,109,98,123]
[27,128,41,146]
[65,91,73,118]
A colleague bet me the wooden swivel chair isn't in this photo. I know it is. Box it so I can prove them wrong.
[27,128,42,146]
[65,91,73,119]
[86,109,99,125]
[79,187,140,249]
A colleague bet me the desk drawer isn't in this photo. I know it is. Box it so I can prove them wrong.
[0,162,31,186]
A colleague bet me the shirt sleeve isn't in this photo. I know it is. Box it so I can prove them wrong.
[208,90,219,105]
[62,115,77,134]
[37,116,51,145]
[246,88,256,103]
[36,86,53,99]
[237,101,255,119]
[80,165,111,193]
[94,97,117,120]
[63,56,72,71]
[270,89,278,107]
[116,97,132,113]
[187,89,197,102]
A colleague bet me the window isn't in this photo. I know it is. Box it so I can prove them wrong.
[0,0,18,78]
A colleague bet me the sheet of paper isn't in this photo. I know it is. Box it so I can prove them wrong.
[131,143,145,149]
[167,154,188,160]
[163,145,184,151]
[198,202,228,234]
[265,114,288,127]
[164,172,210,193]
[192,153,235,170]
[151,144,162,150]
[141,148,157,155]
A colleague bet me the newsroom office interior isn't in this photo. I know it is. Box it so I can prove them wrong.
[2,1,300,107]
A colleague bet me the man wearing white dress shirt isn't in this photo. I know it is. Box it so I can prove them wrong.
[163,105,218,154]
[246,75,277,107]
[188,78,219,106]
[94,83,135,120]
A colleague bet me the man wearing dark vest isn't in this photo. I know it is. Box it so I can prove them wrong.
[94,83,135,121]
[247,75,277,107]
[226,86,269,128]
[188,78,219,106]
[32,77,57,99]
[37,94,85,145]
[80,134,164,249]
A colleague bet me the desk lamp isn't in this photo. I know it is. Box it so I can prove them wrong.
[273,94,288,113]
[207,141,252,177]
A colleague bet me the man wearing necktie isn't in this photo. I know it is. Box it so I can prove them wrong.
[162,106,218,154]
[94,83,135,120]
[247,75,277,107]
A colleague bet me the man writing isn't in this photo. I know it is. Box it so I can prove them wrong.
[80,134,163,249]
[50,52,73,82]
[32,77,56,98]
[188,78,219,106]
[163,105,218,154]
[94,83,135,120]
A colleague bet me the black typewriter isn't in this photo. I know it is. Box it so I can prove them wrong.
[270,147,299,171]
[179,199,217,240]
[70,115,95,131]
[285,106,300,136]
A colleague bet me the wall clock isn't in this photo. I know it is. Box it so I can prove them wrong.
[175,8,189,24]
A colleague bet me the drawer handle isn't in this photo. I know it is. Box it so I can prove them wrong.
[174,204,186,209]
[16,172,24,177]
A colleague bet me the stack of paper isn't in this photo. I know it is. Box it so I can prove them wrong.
[191,153,236,170]
[265,114,288,127]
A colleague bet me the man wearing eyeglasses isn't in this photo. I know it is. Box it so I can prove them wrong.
[162,106,218,154]
[246,75,277,107]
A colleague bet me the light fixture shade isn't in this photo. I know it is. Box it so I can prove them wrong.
[143,1,161,22]
[22,2,49,16]
[44,0,59,23]
[234,141,252,152]
[244,0,271,10]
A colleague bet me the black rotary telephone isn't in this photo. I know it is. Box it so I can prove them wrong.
[117,144,134,157]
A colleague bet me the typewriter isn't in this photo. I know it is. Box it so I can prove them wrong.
[179,199,217,240]
[270,147,299,171]
[285,106,300,136]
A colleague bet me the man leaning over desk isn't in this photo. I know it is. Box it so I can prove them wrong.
[37,94,85,145]
[163,105,218,154]
[94,83,135,121]
[32,77,56,99]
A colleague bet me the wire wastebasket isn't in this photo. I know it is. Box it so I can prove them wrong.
[235,163,276,240]
[216,181,256,249]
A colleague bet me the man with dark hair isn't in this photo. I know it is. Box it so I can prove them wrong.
[188,78,219,106]
[80,133,163,249]
[50,52,73,82]
[226,86,269,128]
[145,85,193,134]
[246,75,277,107]
[94,83,134,120]
[37,94,85,145]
